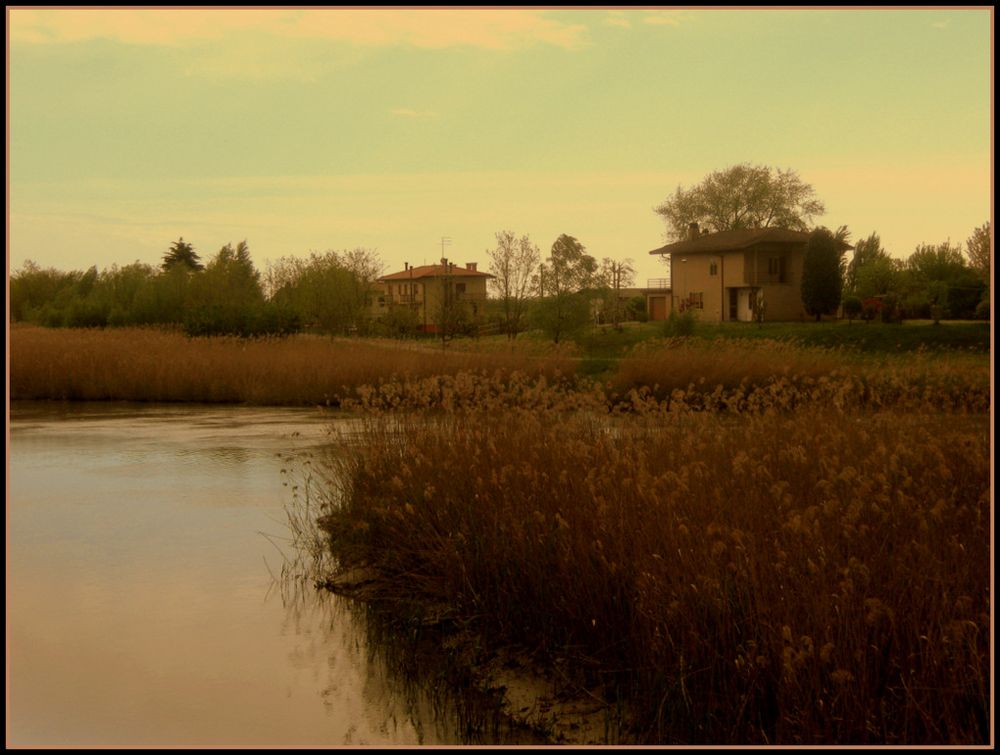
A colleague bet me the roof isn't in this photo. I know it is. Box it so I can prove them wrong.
[648,228,853,256]
[379,263,493,281]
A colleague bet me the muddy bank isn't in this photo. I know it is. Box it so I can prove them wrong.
[320,570,628,746]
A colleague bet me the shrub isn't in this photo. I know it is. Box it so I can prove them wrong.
[842,295,863,323]
[880,293,900,323]
[662,309,696,337]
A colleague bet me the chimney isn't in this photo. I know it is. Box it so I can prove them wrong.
[441,257,448,267]
[688,222,700,241]
[466,262,477,272]
[404,261,409,271]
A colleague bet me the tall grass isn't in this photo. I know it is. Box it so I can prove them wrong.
[311,388,990,744]
[9,325,577,405]
[610,338,991,413]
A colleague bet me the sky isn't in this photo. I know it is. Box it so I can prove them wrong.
[6,7,993,288]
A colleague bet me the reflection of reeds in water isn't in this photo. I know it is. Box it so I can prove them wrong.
[273,473,549,745]
[305,379,990,745]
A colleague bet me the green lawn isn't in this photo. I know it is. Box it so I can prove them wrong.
[574,318,991,357]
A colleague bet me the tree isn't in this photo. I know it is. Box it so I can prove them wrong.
[10,260,79,322]
[900,240,984,319]
[597,257,636,330]
[842,295,862,324]
[801,226,848,321]
[532,234,598,343]
[845,232,889,294]
[161,237,204,272]
[964,222,991,283]
[185,240,265,336]
[853,255,901,300]
[264,248,383,336]
[654,163,825,241]
[487,230,540,340]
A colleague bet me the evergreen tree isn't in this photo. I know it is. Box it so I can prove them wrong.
[161,237,204,272]
[801,227,849,321]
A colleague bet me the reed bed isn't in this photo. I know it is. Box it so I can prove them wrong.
[610,338,991,414]
[9,325,577,405]
[312,391,991,745]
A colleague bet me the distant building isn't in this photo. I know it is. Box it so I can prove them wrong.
[648,223,853,322]
[376,259,492,333]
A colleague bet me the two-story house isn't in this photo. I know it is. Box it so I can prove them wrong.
[648,223,853,322]
[376,259,492,333]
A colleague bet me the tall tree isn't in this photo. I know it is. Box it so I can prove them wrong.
[598,257,636,330]
[655,163,825,241]
[161,237,204,272]
[964,222,991,283]
[533,234,597,343]
[801,226,849,321]
[185,240,264,335]
[845,231,890,294]
[264,248,383,335]
[487,230,540,339]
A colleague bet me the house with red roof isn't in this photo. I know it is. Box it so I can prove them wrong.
[375,258,492,333]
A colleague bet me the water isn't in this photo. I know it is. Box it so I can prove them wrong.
[7,402,476,747]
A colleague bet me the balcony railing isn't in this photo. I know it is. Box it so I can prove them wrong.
[647,277,671,289]
[382,295,422,306]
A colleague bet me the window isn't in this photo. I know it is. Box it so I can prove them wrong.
[456,283,467,295]
[768,256,785,282]
[709,262,718,276]
[689,292,704,309]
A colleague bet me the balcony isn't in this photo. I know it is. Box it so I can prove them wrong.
[385,294,423,306]
[647,277,671,290]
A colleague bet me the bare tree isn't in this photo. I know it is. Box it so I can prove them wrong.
[486,230,540,339]
[598,257,635,330]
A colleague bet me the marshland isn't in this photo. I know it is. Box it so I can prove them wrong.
[9,320,992,745]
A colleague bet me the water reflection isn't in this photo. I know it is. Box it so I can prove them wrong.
[7,402,461,746]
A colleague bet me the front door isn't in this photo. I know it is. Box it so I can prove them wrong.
[729,288,738,321]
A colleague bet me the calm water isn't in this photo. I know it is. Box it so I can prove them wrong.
[7,402,472,747]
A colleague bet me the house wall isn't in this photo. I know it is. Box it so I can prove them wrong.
[670,243,809,322]
[671,251,743,321]
[379,275,488,330]
[757,243,808,321]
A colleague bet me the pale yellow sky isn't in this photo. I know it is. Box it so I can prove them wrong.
[7,7,993,284]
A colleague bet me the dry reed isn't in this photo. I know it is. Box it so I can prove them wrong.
[9,325,577,405]
[312,386,991,744]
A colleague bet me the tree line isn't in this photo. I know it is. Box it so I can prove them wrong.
[10,239,386,338]
[10,234,645,340]
[11,163,990,339]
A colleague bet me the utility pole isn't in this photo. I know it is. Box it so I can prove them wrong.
[440,236,452,347]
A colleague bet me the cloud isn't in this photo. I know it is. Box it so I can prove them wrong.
[604,16,631,29]
[389,107,439,120]
[642,13,681,27]
[9,8,589,51]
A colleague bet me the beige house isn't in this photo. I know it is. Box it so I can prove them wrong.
[648,224,852,322]
[375,259,491,333]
